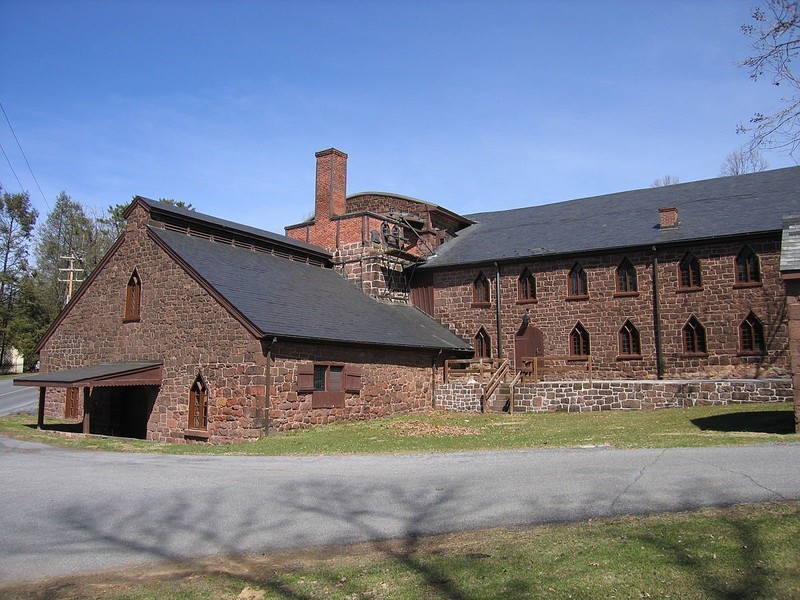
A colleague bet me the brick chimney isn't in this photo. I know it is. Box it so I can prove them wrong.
[659,206,679,229]
[315,148,348,221]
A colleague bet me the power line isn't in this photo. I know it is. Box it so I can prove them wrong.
[0,100,51,211]
[0,140,26,192]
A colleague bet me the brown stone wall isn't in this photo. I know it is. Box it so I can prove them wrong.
[430,237,789,380]
[784,278,800,431]
[269,340,439,431]
[39,204,268,444]
[435,378,793,413]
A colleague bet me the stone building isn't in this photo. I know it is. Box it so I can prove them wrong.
[15,148,800,440]
[16,196,470,443]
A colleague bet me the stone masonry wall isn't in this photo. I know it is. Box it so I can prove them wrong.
[269,340,439,431]
[431,236,789,380]
[435,378,793,413]
[39,204,268,444]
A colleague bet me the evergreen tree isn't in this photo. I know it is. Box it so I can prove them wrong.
[0,186,37,370]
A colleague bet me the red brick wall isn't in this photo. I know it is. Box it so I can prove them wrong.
[269,341,439,431]
[784,278,800,430]
[39,204,268,444]
[429,237,789,380]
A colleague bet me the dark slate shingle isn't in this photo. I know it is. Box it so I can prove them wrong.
[423,167,800,269]
[151,227,471,352]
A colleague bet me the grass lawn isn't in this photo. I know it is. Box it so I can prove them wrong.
[2,502,798,599]
[0,400,796,455]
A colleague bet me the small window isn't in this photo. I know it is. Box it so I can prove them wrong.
[739,312,766,355]
[65,387,80,419]
[616,259,638,294]
[570,322,590,357]
[124,269,142,322]
[299,363,359,409]
[618,320,641,357]
[474,327,491,358]
[567,263,588,298]
[682,316,707,355]
[517,268,536,302]
[678,253,702,289]
[188,374,208,430]
[473,272,491,306]
[735,246,761,285]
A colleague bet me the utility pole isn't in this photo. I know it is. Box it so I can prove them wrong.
[58,255,84,305]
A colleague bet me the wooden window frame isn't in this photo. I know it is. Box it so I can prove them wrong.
[65,386,80,419]
[188,374,208,432]
[739,312,766,355]
[124,269,142,322]
[682,316,708,356]
[617,320,642,359]
[678,253,702,291]
[734,246,762,287]
[567,263,588,300]
[474,327,491,358]
[615,258,639,297]
[472,272,491,307]
[517,268,537,304]
[569,322,590,359]
[297,362,362,409]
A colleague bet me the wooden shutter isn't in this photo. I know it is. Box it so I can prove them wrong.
[345,365,363,393]
[297,363,315,392]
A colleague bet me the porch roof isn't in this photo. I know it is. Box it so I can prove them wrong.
[14,362,163,388]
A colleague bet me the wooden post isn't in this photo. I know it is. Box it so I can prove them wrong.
[37,387,45,429]
[82,387,90,434]
[444,360,449,383]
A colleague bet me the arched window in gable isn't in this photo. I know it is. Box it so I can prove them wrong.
[682,315,707,355]
[735,246,761,285]
[567,263,588,298]
[616,258,638,294]
[188,374,208,431]
[474,327,491,358]
[569,322,590,357]
[517,268,536,302]
[473,272,491,306]
[124,269,142,322]
[739,312,765,355]
[678,253,702,289]
[618,320,641,357]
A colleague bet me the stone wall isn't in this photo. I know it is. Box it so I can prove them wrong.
[430,236,789,380]
[269,340,439,431]
[39,204,268,444]
[435,378,793,413]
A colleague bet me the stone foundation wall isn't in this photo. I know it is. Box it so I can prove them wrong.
[435,378,793,413]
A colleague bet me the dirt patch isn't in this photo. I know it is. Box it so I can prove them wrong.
[388,420,481,436]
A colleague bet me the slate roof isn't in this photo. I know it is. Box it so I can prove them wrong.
[135,197,331,262]
[14,362,162,386]
[780,215,800,273]
[422,167,800,269]
[150,227,471,352]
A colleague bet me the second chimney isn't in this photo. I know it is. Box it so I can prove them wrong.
[659,206,679,229]
[315,148,348,221]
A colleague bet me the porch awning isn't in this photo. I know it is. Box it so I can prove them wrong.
[13,362,163,388]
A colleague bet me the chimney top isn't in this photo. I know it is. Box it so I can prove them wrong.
[659,206,679,229]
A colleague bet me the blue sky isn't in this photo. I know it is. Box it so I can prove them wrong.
[0,0,795,234]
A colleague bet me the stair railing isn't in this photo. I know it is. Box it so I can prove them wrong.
[481,359,509,412]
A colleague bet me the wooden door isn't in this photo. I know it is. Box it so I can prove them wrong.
[515,325,544,372]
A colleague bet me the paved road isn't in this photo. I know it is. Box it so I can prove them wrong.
[1,436,799,583]
[0,378,37,417]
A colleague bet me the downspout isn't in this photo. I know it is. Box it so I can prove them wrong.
[651,248,664,379]
[494,262,503,359]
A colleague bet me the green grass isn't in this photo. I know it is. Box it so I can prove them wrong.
[3,502,798,599]
[0,401,796,455]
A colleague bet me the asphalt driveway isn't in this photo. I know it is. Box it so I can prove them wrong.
[1,435,799,583]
